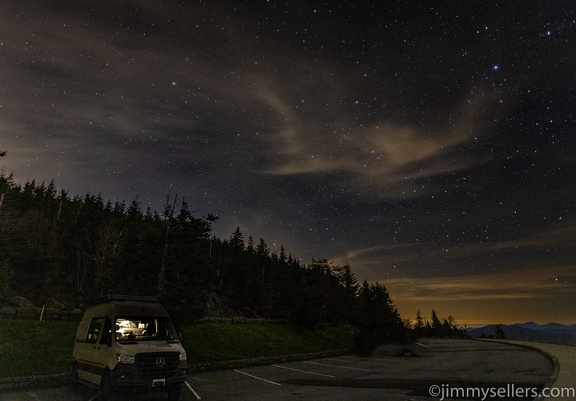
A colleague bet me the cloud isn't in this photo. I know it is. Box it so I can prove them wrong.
[491,221,576,250]
[386,266,576,302]
[388,266,576,324]
[2,0,509,206]
[257,77,504,199]
[332,218,576,280]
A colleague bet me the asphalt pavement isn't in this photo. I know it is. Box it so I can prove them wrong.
[1,339,566,401]
[497,340,575,401]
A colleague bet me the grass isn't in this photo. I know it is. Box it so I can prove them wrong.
[0,319,78,378]
[182,323,357,362]
[0,319,357,378]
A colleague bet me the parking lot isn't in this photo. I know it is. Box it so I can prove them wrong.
[1,339,554,401]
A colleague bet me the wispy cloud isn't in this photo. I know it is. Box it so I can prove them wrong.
[385,266,576,302]
[258,79,505,199]
[388,266,576,324]
[332,218,576,280]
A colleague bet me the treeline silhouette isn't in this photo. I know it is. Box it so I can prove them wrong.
[0,170,466,351]
[408,309,468,339]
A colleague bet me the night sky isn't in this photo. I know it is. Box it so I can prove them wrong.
[1,1,575,324]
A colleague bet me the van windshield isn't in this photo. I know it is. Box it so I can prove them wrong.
[115,317,178,342]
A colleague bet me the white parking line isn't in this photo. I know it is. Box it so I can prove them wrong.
[303,361,370,371]
[414,342,429,348]
[233,369,282,386]
[87,393,99,401]
[272,364,335,377]
[185,381,202,400]
[349,359,400,366]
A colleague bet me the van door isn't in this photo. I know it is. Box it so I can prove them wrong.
[76,316,107,385]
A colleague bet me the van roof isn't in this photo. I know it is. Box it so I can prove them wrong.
[83,298,169,317]
[102,294,159,303]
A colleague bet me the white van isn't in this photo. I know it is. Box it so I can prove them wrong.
[71,295,187,400]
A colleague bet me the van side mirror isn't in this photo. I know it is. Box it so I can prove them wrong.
[178,331,183,342]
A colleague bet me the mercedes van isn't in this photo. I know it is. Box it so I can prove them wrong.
[71,295,187,400]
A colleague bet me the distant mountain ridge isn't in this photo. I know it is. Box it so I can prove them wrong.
[468,322,576,344]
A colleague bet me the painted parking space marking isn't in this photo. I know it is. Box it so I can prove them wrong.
[87,393,99,401]
[272,364,336,377]
[185,381,202,400]
[329,355,361,360]
[324,358,366,363]
[302,361,370,371]
[414,342,429,348]
[233,369,282,386]
[349,359,404,366]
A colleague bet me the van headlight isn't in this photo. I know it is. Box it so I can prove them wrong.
[179,351,187,361]
[116,354,135,364]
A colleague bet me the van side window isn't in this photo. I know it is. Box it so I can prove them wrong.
[86,317,103,343]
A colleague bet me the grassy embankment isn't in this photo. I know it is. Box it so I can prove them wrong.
[0,319,356,378]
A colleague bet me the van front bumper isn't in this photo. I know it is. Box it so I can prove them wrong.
[110,362,187,392]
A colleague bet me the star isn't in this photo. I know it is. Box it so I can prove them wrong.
[2,0,574,325]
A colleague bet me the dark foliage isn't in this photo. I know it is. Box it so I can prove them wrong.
[408,309,469,339]
[0,173,407,339]
[354,281,406,355]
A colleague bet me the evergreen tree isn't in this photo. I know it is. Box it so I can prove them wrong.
[247,236,254,253]
[256,238,270,258]
[0,171,418,331]
[409,310,467,339]
[230,226,244,250]
[414,309,425,338]
[355,281,406,355]
[338,264,358,294]
[336,263,359,323]
[431,309,442,337]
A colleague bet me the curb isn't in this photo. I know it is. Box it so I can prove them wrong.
[0,349,353,391]
[188,348,353,372]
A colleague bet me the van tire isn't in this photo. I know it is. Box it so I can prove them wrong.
[100,372,118,401]
[167,385,181,401]
[70,363,79,393]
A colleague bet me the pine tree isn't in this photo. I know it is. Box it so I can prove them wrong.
[338,264,358,295]
[431,309,442,337]
[355,281,406,355]
[414,309,425,337]
[230,226,244,250]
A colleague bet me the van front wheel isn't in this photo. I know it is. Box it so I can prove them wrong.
[100,372,118,401]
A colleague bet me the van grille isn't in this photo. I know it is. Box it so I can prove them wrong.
[135,352,179,374]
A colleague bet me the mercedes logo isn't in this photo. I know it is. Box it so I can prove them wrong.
[156,357,166,368]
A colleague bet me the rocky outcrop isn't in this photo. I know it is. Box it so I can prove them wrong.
[203,292,245,318]
[0,296,82,320]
